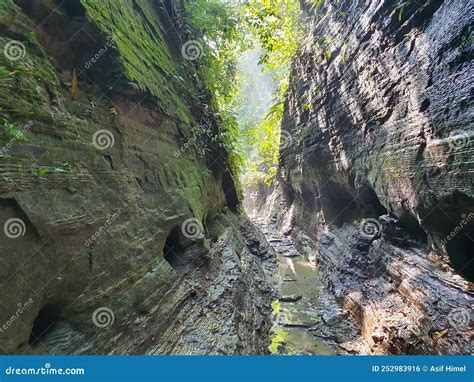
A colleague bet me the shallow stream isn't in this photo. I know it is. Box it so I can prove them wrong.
[255,221,334,355]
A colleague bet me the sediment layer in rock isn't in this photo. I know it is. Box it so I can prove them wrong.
[265,0,473,354]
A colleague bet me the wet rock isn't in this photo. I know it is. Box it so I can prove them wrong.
[280,294,302,303]
[379,214,413,245]
[281,322,313,329]
[281,252,299,258]
[265,0,474,355]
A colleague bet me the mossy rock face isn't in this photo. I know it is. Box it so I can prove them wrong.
[80,0,195,123]
[0,0,235,354]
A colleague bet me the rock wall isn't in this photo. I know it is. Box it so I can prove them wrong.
[0,0,273,354]
[276,0,473,354]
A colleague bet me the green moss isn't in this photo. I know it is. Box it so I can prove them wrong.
[80,0,194,123]
[0,4,61,123]
[1,120,26,140]
[271,299,282,315]
[268,327,288,354]
[0,0,235,218]
[0,0,20,23]
[37,167,51,178]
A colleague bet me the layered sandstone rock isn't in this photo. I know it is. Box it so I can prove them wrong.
[273,0,473,354]
[0,0,273,354]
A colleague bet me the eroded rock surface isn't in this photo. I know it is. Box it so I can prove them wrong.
[31,216,276,355]
[262,0,473,354]
[0,0,273,354]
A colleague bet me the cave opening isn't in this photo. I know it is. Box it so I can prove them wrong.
[56,0,86,18]
[163,227,186,272]
[446,233,474,282]
[420,193,474,280]
[358,186,388,217]
[28,305,60,345]
[222,171,239,213]
[301,183,317,211]
[320,181,358,226]
[398,212,428,243]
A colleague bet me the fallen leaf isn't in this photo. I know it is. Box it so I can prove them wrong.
[70,68,77,98]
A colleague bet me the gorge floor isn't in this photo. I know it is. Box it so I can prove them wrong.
[253,219,362,355]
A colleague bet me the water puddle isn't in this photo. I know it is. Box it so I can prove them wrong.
[265,228,334,355]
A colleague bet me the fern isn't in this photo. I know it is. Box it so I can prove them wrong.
[2,121,25,141]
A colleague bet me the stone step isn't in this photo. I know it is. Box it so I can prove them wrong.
[281,252,300,258]
[280,294,302,302]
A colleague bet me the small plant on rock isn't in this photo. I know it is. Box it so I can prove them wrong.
[1,116,25,141]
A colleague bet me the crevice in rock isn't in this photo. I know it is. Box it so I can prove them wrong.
[406,38,416,58]
[163,226,187,272]
[301,183,317,211]
[407,0,444,30]
[398,211,428,244]
[279,174,296,208]
[103,155,114,170]
[446,233,474,282]
[418,192,474,280]
[16,0,122,89]
[88,248,93,271]
[358,186,388,217]
[222,171,239,212]
[163,224,212,277]
[320,181,357,226]
[28,305,61,345]
[391,0,443,45]
[419,98,431,113]
[426,74,433,88]
[56,0,86,18]
[416,126,427,163]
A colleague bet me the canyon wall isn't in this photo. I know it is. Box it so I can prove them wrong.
[274,0,473,354]
[0,0,273,354]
